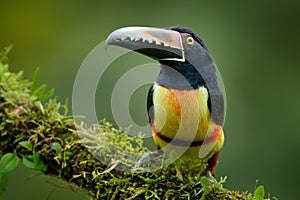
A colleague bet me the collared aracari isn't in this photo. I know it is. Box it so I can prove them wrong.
[106,26,225,174]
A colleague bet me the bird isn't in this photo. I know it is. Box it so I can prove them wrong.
[106,26,225,175]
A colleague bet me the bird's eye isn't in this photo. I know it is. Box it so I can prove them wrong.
[186,36,194,45]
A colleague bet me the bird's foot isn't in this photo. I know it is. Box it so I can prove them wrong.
[134,152,152,169]
[195,170,216,197]
[195,187,203,197]
[206,170,216,183]
[133,150,163,172]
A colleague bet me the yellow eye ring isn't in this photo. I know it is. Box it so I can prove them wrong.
[186,36,194,45]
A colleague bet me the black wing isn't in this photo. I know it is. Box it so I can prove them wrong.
[146,84,154,125]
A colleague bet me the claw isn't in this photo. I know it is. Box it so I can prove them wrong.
[195,171,216,197]
[195,188,203,197]
[133,150,164,172]
[206,170,216,183]
[134,152,152,169]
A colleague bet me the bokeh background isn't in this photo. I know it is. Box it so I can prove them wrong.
[1,1,300,199]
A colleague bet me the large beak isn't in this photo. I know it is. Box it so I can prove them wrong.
[105,26,185,62]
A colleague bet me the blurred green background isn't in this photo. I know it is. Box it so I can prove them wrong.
[1,0,300,199]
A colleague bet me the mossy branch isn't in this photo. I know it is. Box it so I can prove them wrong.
[0,47,275,200]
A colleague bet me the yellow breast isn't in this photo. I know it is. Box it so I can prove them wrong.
[152,83,211,143]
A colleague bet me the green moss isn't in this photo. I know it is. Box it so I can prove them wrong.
[0,47,276,199]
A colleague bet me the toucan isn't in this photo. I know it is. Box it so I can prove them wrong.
[106,26,225,175]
